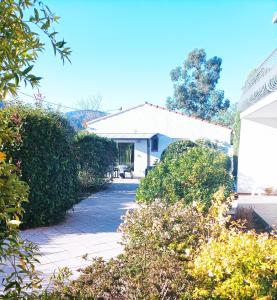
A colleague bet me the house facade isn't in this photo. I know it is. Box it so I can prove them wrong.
[238,48,277,194]
[86,102,231,177]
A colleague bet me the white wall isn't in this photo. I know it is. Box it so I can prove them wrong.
[149,134,174,165]
[115,139,148,177]
[88,104,231,144]
[88,103,231,178]
[116,137,173,177]
[238,118,277,193]
[134,139,148,177]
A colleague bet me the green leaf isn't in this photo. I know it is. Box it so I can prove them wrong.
[22,65,33,75]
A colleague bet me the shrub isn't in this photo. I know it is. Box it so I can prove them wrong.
[136,145,233,208]
[0,110,41,297]
[49,199,219,299]
[49,190,244,299]
[191,229,277,299]
[47,191,277,300]
[160,138,226,162]
[160,139,196,161]
[4,106,78,228]
[75,133,117,191]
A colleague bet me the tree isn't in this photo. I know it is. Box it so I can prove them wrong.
[0,1,70,296]
[212,102,238,127]
[76,95,103,111]
[166,48,230,120]
[0,0,71,99]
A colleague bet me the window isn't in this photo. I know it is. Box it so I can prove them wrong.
[151,135,159,152]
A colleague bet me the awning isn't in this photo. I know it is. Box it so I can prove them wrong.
[96,133,158,139]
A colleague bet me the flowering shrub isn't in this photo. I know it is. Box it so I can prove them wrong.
[49,190,233,299]
[47,190,277,300]
[137,144,233,208]
[191,230,277,299]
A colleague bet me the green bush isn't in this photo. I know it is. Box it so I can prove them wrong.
[4,107,78,228]
[75,133,118,191]
[161,138,226,162]
[136,144,233,207]
[160,139,196,161]
[0,110,41,297]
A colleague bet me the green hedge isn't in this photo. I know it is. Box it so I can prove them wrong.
[75,133,118,191]
[4,107,78,228]
[136,144,233,208]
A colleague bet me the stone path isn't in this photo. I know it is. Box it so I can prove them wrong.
[20,179,138,282]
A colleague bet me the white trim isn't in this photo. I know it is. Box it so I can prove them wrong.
[241,90,277,119]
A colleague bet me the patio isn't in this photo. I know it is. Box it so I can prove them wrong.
[19,179,139,283]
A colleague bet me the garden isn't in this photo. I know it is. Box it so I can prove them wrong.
[1,1,277,299]
[43,141,276,300]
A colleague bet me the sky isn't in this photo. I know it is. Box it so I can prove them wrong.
[22,0,277,112]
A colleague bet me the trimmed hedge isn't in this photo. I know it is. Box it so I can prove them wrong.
[4,107,78,228]
[136,144,233,208]
[75,133,118,191]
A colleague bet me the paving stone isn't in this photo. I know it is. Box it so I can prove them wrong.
[18,178,139,285]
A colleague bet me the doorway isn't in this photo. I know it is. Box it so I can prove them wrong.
[117,143,134,170]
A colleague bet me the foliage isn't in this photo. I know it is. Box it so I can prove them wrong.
[75,133,118,191]
[160,138,226,162]
[3,106,78,228]
[0,0,70,296]
[232,110,241,157]
[46,191,277,300]
[232,110,241,182]
[65,110,106,130]
[0,111,41,298]
[166,48,230,121]
[76,94,103,111]
[191,229,277,299]
[160,139,196,161]
[50,191,230,299]
[0,0,70,98]
[212,102,238,127]
[137,145,233,207]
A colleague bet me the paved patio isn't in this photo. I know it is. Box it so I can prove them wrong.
[20,178,138,282]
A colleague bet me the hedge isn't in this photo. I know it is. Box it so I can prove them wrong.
[4,107,78,228]
[0,108,41,296]
[136,144,233,207]
[75,133,118,191]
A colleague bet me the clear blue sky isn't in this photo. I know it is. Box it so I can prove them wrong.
[24,0,277,111]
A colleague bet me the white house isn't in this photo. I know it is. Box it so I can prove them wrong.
[238,49,277,195]
[86,102,231,178]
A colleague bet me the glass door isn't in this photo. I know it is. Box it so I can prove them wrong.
[117,143,134,170]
